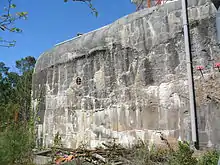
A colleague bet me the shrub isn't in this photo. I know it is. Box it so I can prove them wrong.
[168,141,197,165]
[128,140,153,165]
[0,124,34,165]
[150,147,170,163]
[198,150,220,165]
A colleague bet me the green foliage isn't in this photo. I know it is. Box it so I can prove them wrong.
[16,56,36,73]
[150,147,169,163]
[0,124,34,164]
[198,150,220,165]
[53,132,63,147]
[168,141,198,165]
[0,56,35,124]
[0,0,28,47]
[0,56,36,164]
[130,141,152,165]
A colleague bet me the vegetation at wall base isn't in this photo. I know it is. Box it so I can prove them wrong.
[40,137,220,165]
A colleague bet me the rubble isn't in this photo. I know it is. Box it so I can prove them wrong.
[34,140,164,165]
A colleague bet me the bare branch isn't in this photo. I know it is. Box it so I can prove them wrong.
[0,40,16,47]
[64,0,98,16]
[0,0,13,25]
[0,0,27,47]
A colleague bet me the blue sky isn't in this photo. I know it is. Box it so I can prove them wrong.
[0,0,136,70]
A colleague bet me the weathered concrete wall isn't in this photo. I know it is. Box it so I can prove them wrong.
[33,0,220,149]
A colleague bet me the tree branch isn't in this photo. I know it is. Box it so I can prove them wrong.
[64,0,98,17]
[0,0,27,47]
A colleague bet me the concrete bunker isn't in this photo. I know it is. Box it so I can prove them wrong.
[33,0,220,149]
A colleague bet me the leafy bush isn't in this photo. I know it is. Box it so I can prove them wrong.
[198,150,220,165]
[0,124,34,165]
[150,147,169,163]
[127,140,153,165]
[168,141,197,165]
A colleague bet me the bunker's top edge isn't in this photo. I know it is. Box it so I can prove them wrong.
[34,0,215,73]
